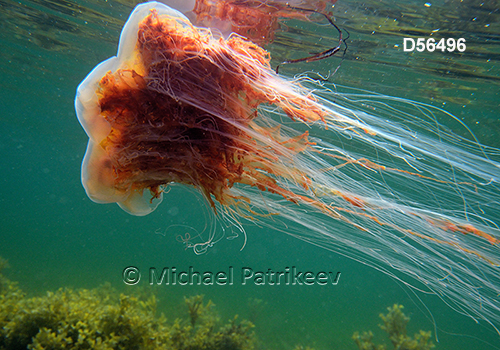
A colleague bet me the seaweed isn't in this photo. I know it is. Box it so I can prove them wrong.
[0,262,254,350]
[353,304,435,350]
[0,258,434,350]
[170,295,254,350]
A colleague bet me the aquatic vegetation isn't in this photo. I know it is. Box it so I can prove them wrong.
[246,298,267,324]
[353,304,434,350]
[293,346,315,350]
[0,287,169,349]
[168,294,255,350]
[0,266,255,350]
[184,294,216,327]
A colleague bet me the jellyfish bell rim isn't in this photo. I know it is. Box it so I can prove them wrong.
[75,56,116,143]
[115,2,191,60]
[118,189,164,216]
[80,138,164,216]
[80,139,126,204]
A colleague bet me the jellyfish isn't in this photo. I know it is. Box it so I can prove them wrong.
[159,0,338,43]
[75,1,500,332]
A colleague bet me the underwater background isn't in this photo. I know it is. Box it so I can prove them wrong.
[0,0,499,349]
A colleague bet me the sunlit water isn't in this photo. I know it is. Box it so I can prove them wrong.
[0,0,499,349]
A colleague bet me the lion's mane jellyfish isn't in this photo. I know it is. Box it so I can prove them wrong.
[76,2,500,331]
[76,1,328,215]
[160,0,337,43]
[193,0,337,43]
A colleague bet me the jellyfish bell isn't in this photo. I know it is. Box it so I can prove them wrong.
[75,2,184,215]
[76,1,500,333]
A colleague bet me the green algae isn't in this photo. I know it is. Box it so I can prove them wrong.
[0,262,254,350]
[353,304,435,350]
[0,258,437,350]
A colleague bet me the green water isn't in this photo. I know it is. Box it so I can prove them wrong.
[0,0,499,349]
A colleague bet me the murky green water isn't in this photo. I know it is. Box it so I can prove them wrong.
[1,0,499,349]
